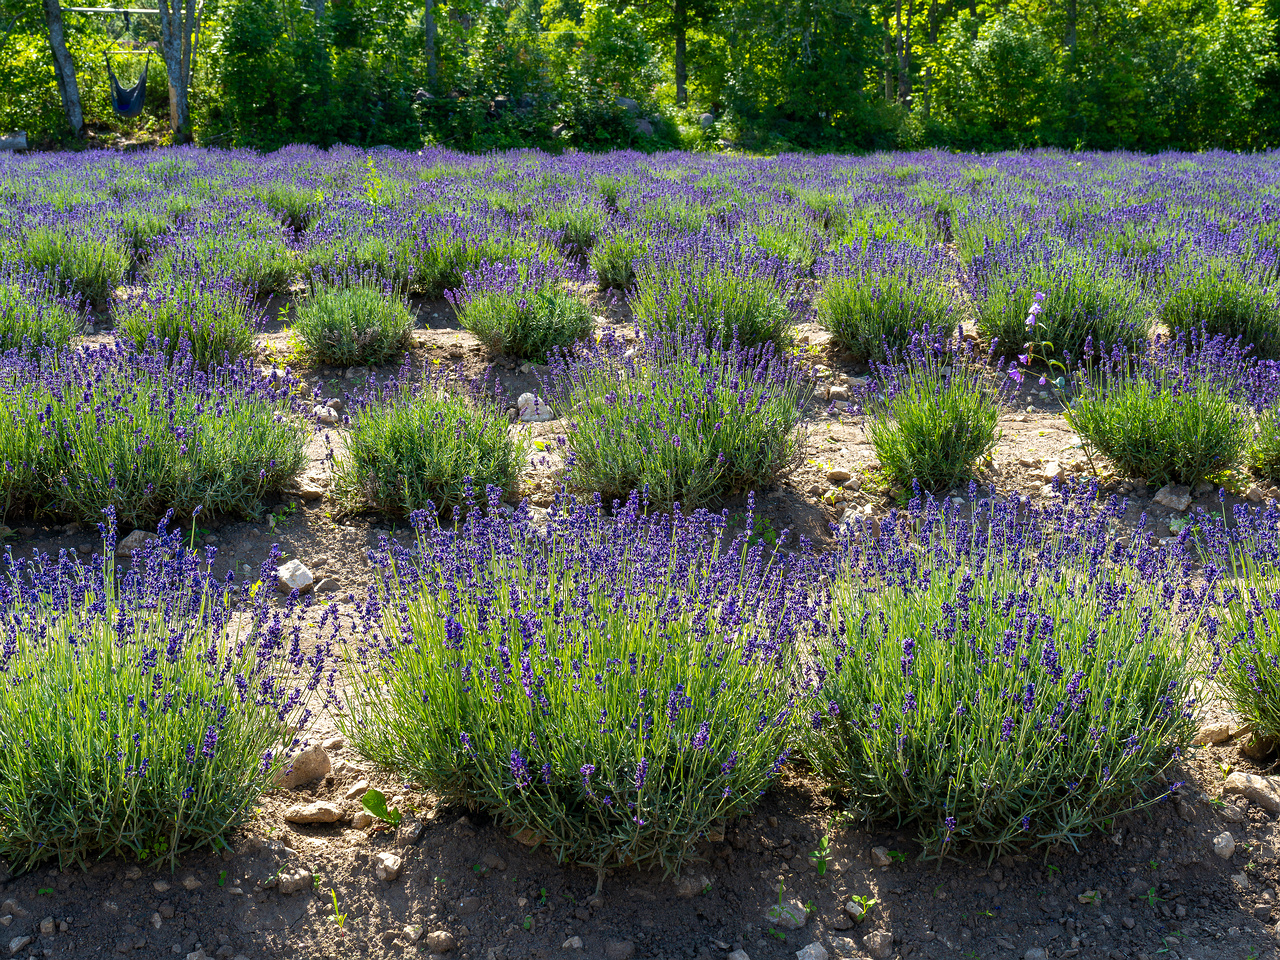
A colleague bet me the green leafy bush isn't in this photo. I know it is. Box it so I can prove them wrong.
[815,243,957,363]
[545,330,807,508]
[449,262,592,362]
[1161,270,1280,360]
[804,489,1198,855]
[976,256,1146,363]
[333,367,526,516]
[0,278,80,357]
[866,345,1002,492]
[0,344,305,526]
[1064,336,1248,486]
[0,521,329,870]
[341,494,804,881]
[293,284,414,367]
[15,226,129,309]
[117,278,262,368]
[589,233,644,289]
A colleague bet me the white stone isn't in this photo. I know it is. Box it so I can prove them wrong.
[276,559,314,594]
[1194,720,1235,745]
[116,529,157,559]
[1213,831,1236,859]
[7,936,30,955]
[276,866,313,895]
[795,944,828,960]
[1224,771,1280,813]
[284,801,342,824]
[870,846,892,867]
[764,901,808,930]
[517,393,555,423]
[404,925,424,943]
[674,873,711,897]
[863,930,893,960]
[344,780,370,800]
[274,743,330,789]
[181,875,201,891]
[1153,484,1192,511]
[1041,461,1064,482]
[826,468,852,484]
[312,404,339,425]
[374,852,403,881]
[728,952,751,960]
[563,937,584,950]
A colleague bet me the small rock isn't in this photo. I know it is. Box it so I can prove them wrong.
[764,901,807,930]
[124,865,142,880]
[826,468,852,484]
[862,930,893,960]
[517,393,555,423]
[481,853,507,871]
[699,113,715,129]
[396,820,425,847]
[275,743,331,789]
[870,846,892,867]
[1247,483,1266,502]
[1194,720,1234,745]
[276,867,313,895]
[844,899,870,922]
[1121,917,1135,930]
[374,852,402,881]
[276,559,314,594]
[343,780,370,800]
[1242,733,1278,761]
[37,918,52,936]
[1255,903,1274,922]
[1233,871,1252,890]
[1024,950,1048,960]
[1219,801,1247,822]
[1153,483,1192,511]
[316,578,339,592]
[352,811,374,829]
[1041,461,1064,482]
[1224,771,1280,813]
[562,937,583,950]
[285,801,342,824]
[826,385,850,403]
[182,875,202,891]
[675,873,711,897]
[7,936,30,956]
[605,941,635,960]
[795,944,828,960]
[312,405,339,425]
[405,925,424,943]
[115,529,157,559]
[1213,831,1236,859]
[425,931,456,953]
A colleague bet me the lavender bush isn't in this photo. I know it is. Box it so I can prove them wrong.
[865,340,1004,492]
[340,491,813,882]
[1160,266,1280,360]
[1063,333,1250,486]
[448,260,593,362]
[333,364,526,516]
[0,343,305,525]
[815,241,957,364]
[117,276,263,367]
[0,515,332,870]
[804,488,1202,855]
[11,226,129,309]
[544,330,808,508]
[0,273,81,357]
[293,283,414,367]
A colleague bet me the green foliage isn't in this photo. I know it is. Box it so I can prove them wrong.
[547,333,807,508]
[293,284,414,367]
[455,278,592,363]
[0,282,79,357]
[339,499,800,879]
[977,260,1146,364]
[816,275,956,365]
[866,349,1002,492]
[333,370,526,516]
[13,228,129,309]
[1161,271,1280,360]
[0,534,324,871]
[1065,374,1245,487]
[589,233,643,289]
[806,493,1199,855]
[631,260,792,350]
[1248,407,1280,483]
[116,278,261,367]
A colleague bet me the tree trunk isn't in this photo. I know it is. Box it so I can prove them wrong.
[42,0,83,136]
[157,0,201,141]
[1065,0,1077,55]
[884,16,894,100]
[424,0,437,83]
[902,0,913,102]
[674,0,687,106]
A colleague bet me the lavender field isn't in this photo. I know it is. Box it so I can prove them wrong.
[0,145,1279,960]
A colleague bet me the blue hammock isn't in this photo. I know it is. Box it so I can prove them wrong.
[106,53,149,119]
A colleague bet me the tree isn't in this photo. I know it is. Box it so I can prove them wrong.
[157,0,201,140]
[41,0,82,135]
